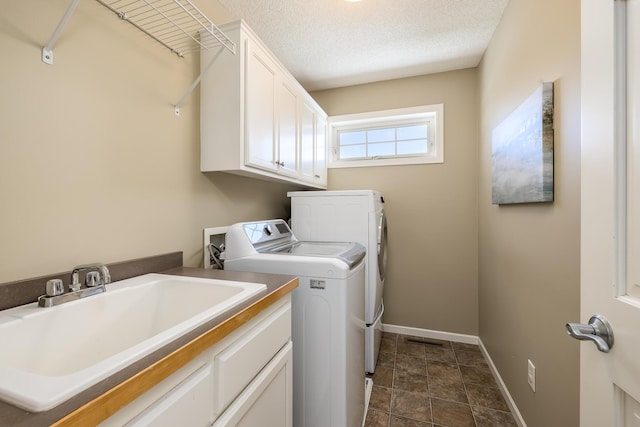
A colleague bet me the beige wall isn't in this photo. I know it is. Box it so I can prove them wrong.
[478,0,580,425]
[0,1,299,283]
[2,1,582,424]
[312,69,479,335]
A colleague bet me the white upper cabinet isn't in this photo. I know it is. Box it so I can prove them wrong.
[200,20,327,189]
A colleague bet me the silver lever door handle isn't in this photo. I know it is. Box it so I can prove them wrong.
[566,314,614,353]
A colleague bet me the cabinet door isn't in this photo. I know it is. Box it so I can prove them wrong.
[299,100,316,182]
[125,364,213,427]
[212,341,293,427]
[245,40,277,171]
[314,114,327,185]
[213,301,291,416]
[277,80,299,177]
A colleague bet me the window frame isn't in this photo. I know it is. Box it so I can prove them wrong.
[328,104,444,168]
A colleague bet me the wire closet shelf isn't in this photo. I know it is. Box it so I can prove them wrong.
[96,0,236,57]
[42,0,235,115]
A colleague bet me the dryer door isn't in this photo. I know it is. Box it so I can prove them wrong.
[377,209,388,282]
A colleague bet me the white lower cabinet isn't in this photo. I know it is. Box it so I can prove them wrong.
[212,342,292,427]
[100,295,292,427]
[125,364,214,427]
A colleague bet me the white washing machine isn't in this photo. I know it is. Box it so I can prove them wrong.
[223,219,366,427]
[288,190,388,374]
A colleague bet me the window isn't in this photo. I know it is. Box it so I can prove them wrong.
[328,104,444,168]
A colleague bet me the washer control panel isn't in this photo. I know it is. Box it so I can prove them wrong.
[242,219,294,247]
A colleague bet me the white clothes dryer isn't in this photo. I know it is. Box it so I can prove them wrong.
[288,190,388,374]
[223,219,366,427]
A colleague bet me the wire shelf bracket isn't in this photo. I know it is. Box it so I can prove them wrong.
[174,45,225,116]
[42,0,81,64]
[42,0,236,116]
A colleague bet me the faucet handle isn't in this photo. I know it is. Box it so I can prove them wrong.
[85,271,102,287]
[45,279,65,297]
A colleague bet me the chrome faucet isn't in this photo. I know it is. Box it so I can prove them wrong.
[38,263,110,307]
[70,263,111,291]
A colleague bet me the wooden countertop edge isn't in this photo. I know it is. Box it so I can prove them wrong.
[50,277,298,427]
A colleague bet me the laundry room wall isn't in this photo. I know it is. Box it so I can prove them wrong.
[477,0,581,424]
[0,1,299,284]
[311,68,479,336]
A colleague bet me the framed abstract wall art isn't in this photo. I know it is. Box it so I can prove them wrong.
[491,82,554,204]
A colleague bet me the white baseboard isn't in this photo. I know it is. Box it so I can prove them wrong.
[477,339,527,427]
[363,377,373,427]
[382,323,479,344]
[382,323,526,427]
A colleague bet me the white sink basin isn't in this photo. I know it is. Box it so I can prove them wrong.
[0,273,266,412]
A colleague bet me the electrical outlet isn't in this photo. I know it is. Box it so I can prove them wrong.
[527,359,536,392]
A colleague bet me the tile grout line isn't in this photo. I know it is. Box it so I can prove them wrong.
[454,345,479,427]
[425,344,433,427]
[387,333,396,427]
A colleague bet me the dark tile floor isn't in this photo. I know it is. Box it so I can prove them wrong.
[365,333,518,427]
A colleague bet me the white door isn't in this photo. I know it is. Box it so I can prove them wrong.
[277,80,299,177]
[245,40,278,171]
[299,100,316,182]
[315,114,327,185]
[579,0,640,425]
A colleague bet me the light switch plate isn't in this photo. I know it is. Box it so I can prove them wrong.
[527,359,536,392]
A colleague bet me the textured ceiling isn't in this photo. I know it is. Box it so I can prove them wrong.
[216,0,509,91]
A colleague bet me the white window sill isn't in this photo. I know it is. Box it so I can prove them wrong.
[329,154,443,169]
